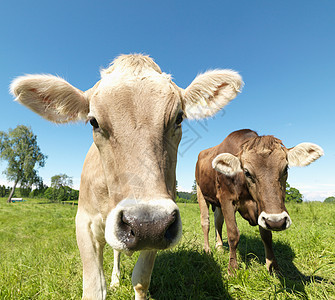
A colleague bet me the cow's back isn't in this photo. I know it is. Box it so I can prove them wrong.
[196,129,258,204]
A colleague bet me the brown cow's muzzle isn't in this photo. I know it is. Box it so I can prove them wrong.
[105,199,182,253]
[258,211,292,231]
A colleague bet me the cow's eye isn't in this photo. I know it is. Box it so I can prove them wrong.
[244,169,255,183]
[89,117,99,129]
[175,111,184,126]
[244,169,253,180]
[244,169,252,178]
[283,165,289,175]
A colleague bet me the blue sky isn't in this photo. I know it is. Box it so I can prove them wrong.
[0,1,334,201]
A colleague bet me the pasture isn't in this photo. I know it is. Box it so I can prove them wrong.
[0,198,334,299]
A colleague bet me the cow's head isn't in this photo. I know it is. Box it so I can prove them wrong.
[11,54,243,253]
[212,135,323,231]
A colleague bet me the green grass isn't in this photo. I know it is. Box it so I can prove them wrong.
[0,198,334,299]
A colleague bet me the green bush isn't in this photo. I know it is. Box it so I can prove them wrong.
[324,196,335,203]
[44,187,56,201]
[285,183,303,203]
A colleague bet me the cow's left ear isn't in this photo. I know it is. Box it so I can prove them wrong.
[212,153,242,176]
[287,143,324,167]
[182,70,243,120]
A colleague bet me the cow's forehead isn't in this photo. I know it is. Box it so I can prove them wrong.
[98,68,173,90]
[89,70,182,131]
[241,147,288,169]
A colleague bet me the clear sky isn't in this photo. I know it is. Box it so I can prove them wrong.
[1,0,334,201]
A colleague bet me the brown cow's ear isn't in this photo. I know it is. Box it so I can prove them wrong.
[287,143,324,167]
[10,74,89,123]
[182,70,243,120]
[212,153,242,176]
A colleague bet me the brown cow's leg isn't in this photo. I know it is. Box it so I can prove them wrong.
[132,250,157,300]
[259,226,279,273]
[214,206,224,249]
[220,199,239,274]
[197,184,211,253]
[76,210,106,300]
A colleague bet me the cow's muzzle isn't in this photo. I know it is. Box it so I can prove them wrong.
[258,211,292,231]
[105,199,182,253]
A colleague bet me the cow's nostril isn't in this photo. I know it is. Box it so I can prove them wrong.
[120,211,135,237]
[265,220,271,229]
[164,211,179,241]
[121,212,128,225]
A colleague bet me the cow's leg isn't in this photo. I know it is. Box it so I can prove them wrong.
[259,226,279,273]
[197,184,211,253]
[76,211,106,300]
[132,250,157,300]
[220,199,239,274]
[111,250,121,288]
[214,206,224,249]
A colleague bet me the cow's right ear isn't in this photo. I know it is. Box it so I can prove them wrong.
[212,153,242,176]
[287,142,324,167]
[182,70,243,120]
[10,74,89,123]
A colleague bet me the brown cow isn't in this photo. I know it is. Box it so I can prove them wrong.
[11,54,243,300]
[196,129,323,274]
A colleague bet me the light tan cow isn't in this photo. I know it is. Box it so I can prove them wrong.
[11,54,243,300]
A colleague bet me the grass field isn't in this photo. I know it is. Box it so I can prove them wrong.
[0,198,334,299]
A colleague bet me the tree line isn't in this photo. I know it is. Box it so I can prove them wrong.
[176,180,312,204]
[0,173,79,202]
[0,125,78,202]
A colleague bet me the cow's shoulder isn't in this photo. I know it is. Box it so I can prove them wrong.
[196,145,218,182]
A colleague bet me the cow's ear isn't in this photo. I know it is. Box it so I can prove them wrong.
[10,74,89,123]
[212,153,242,176]
[287,143,324,167]
[182,70,243,120]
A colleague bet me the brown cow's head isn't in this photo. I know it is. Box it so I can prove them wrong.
[212,135,323,231]
[11,54,243,253]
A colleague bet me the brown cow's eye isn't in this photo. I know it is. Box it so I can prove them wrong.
[89,117,99,129]
[244,170,252,178]
[244,169,255,183]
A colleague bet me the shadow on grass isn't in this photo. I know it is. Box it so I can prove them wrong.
[150,248,232,300]
[237,234,333,297]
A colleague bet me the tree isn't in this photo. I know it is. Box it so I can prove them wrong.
[44,187,56,201]
[0,125,47,202]
[324,196,335,203]
[190,180,198,203]
[0,185,9,197]
[51,174,73,202]
[51,174,73,190]
[285,183,303,203]
[29,178,48,198]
